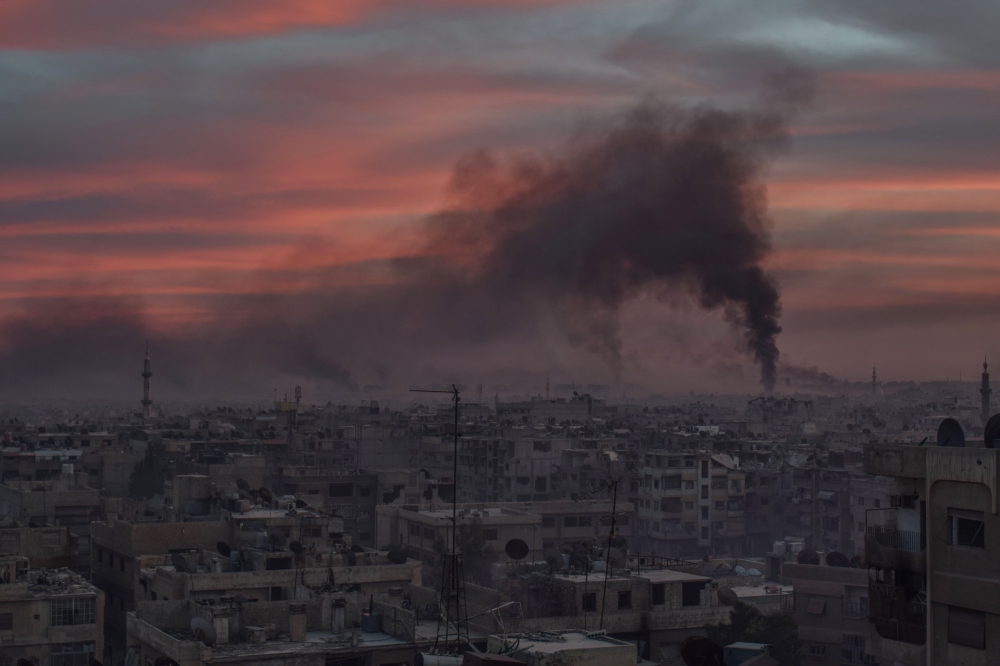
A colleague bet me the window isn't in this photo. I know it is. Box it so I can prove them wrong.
[701,506,708,519]
[662,498,682,513]
[0,613,11,630]
[564,517,578,527]
[582,593,597,612]
[760,477,769,485]
[542,516,555,528]
[618,591,632,609]
[711,479,727,490]
[651,583,665,605]
[359,487,371,497]
[51,598,97,626]
[701,486,708,499]
[409,523,421,537]
[807,645,826,659]
[535,477,547,492]
[328,483,354,497]
[701,460,709,478]
[50,641,96,666]
[684,480,694,489]
[948,605,985,649]
[482,529,498,541]
[715,501,725,510]
[760,497,769,505]
[701,527,709,539]
[423,527,435,539]
[578,516,592,527]
[874,499,881,508]
[682,581,705,606]
[95,548,103,564]
[668,458,680,467]
[857,497,865,506]
[949,509,985,548]
[714,521,724,530]
[663,476,682,490]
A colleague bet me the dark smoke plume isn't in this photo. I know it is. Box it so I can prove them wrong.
[430,91,799,389]
[0,81,807,398]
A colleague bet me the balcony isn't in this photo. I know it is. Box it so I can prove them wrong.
[780,594,794,612]
[866,526,924,552]
[869,579,926,646]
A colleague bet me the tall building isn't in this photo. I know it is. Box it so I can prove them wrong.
[864,435,1000,665]
[141,343,152,418]
[981,359,991,425]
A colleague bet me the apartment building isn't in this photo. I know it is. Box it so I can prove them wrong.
[863,438,1000,665]
[0,564,104,665]
[631,451,747,558]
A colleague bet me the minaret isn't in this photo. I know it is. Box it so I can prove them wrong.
[981,358,991,424]
[141,343,153,418]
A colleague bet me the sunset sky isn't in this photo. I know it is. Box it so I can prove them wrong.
[1,0,998,400]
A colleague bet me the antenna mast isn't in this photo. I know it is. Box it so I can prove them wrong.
[411,385,467,652]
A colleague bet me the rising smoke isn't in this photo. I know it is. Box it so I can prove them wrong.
[0,79,809,399]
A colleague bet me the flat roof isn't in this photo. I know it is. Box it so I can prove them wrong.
[639,569,711,584]
[505,631,631,653]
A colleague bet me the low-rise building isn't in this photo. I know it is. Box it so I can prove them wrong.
[0,565,104,665]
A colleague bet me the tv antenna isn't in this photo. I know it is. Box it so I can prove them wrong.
[411,384,467,653]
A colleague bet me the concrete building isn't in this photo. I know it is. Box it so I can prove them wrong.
[0,470,102,573]
[126,596,419,666]
[632,452,748,558]
[781,562,873,665]
[863,439,1000,666]
[278,468,378,547]
[0,565,105,665]
[0,523,78,569]
[488,630,635,666]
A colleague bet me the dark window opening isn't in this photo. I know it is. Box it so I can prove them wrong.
[618,591,632,609]
[682,581,706,607]
[582,593,597,612]
[651,583,665,605]
[948,605,985,650]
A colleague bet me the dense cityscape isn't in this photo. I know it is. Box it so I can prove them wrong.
[1,349,995,665]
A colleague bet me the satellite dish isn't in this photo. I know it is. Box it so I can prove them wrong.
[234,594,249,604]
[543,548,564,571]
[504,538,530,561]
[295,499,308,508]
[289,541,303,555]
[171,553,190,573]
[350,544,364,553]
[236,478,250,491]
[717,587,739,606]
[190,616,218,645]
[985,413,1000,448]
[146,494,165,512]
[155,659,181,666]
[216,542,232,558]
[680,636,724,666]
[259,487,273,503]
[267,527,287,549]
[608,547,626,568]
[609,535,627,548]
[937,418,965,447]
[826,551,850,568]
[797,548,820,565]
[849,554,864,568]
[386,548,407,564]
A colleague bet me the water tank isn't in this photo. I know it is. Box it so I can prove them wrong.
[773,541,786,556]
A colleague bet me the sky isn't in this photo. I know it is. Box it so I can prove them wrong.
[0,0,999,401]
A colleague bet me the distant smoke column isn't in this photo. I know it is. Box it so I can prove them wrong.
[982,359,991,425]
[142,344,153,418]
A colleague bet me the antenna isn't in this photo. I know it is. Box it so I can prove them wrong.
[680,636,724,666]
[410,384,467,653]
[171,553,190,573]
[984,413,1000,448]
[190,617,218,645]
[504,538,529,561]
[826,551,850,568]
[937,418,966,447]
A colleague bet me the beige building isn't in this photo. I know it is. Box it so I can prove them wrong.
[0,564,104,665]
[863,440,1000,665]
